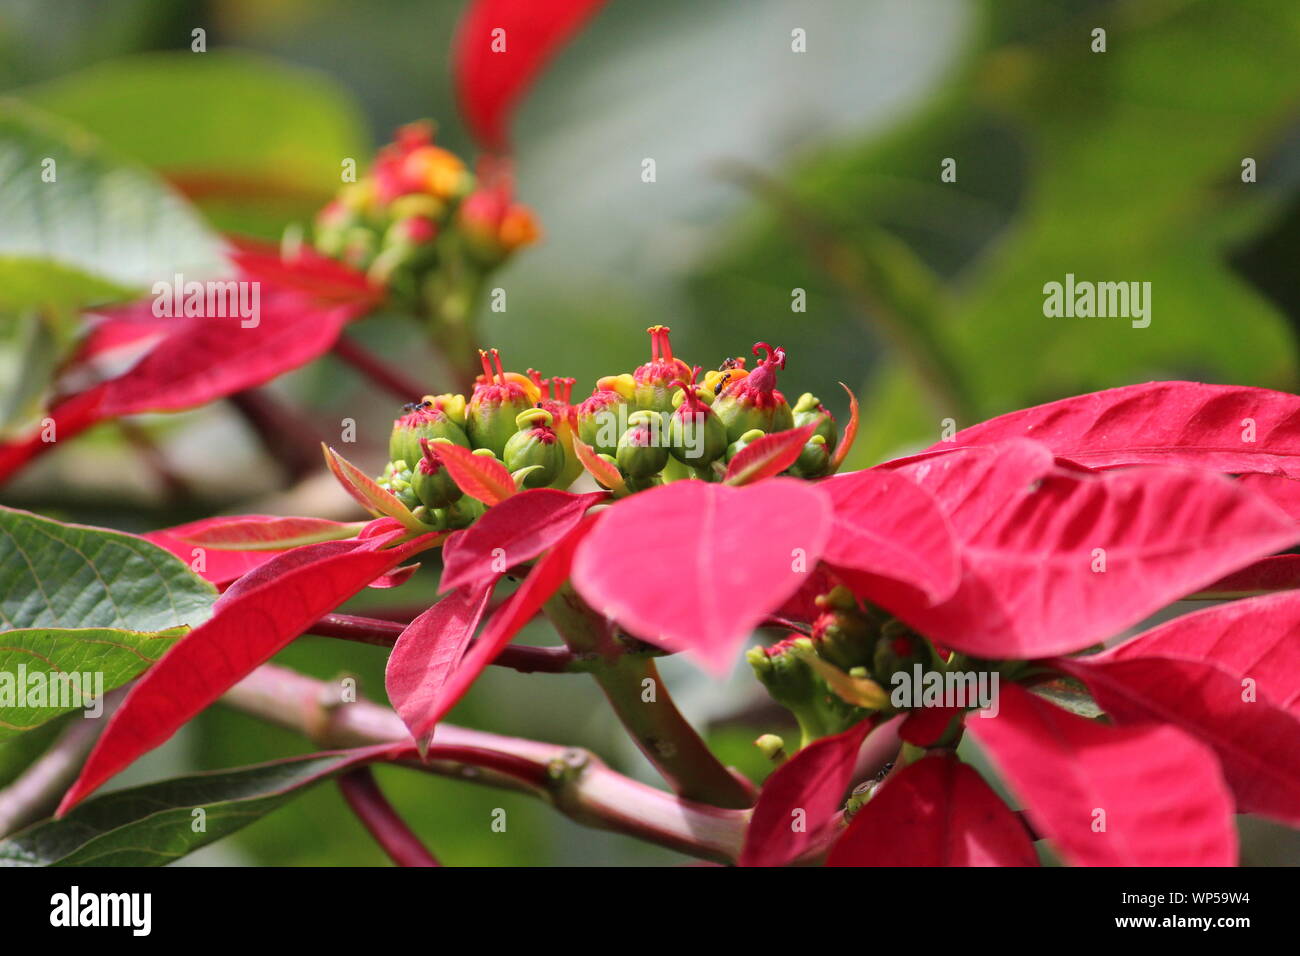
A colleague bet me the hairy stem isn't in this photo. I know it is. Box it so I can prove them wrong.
[337,766,440,866]
[222,664,747,863]
[543,585,756,810]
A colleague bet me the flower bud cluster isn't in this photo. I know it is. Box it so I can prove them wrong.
[310,122,540,309]
[375,326,849,528]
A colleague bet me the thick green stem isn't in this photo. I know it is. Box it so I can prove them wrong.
[543,585,755,810]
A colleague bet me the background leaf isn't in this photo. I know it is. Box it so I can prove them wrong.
[0,101,223,311]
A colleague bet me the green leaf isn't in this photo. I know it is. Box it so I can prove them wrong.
[1030,677,1103,721]
[21,51,368,236]
[0,626,185,742]
[0,746,402,866]
[0,100,223,311]
[0,505,216,633]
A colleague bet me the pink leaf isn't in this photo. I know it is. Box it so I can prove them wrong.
[176,514,363,551]
[817,468,960,605]
[1199,555,1300,598]
[1237,474,1300,520]
[426,441,516,506]
[723,423,816,486]
[386,584,496,750]
[967,683,1237,866]
[827,753,1038,866]
[57,531,439,814]
[1102,592,1300,712]
[873,452,1297,658]
[739,719,876,867]
[1058,655,1300,825]
[453,0,609,152]
[933,382,1300,477]
[142,519,281,588]
[439,488,605,592]
[425,516,598,737]
[571,479,833,674]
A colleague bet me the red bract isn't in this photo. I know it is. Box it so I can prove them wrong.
[439,488,605,592]
[723,423,816,486]
[58,527,439,814]
[0,246,379,484]
[386,584,496,752]
[933,381,1300,477]
[399,514,599,740]
[872,443,1298,658]
[816,468,960,606]
[453,0,609,152]
[570,478,833,674]
[739,719,878,867]
[1057,655,1300,826]
[967,683,1238,866]
[827,753,1038,867]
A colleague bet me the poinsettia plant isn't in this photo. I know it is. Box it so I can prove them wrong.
[1,0,1297,869]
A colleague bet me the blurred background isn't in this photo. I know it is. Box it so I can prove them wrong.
[1,0,1297,864]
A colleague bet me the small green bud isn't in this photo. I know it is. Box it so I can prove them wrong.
[389,402,470,467]
[503,409,565,489]
[616,410,669,478]
[789,434,832,478]
[410,456,463,509]
[792,392,838,451]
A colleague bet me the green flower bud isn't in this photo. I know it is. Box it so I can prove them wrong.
[632,326,691,413]
[575,380,631,456]
[410,454,463,509]
[811,586,878,671]
[712,343,794,441]
[789,434,832,478]
[466,349,537,457]
[668,368,727,466]
[616,410,669,478]
[793,392,838,452]
[444,494,486,529]
[389,401,470,467]
[503,409,565,489]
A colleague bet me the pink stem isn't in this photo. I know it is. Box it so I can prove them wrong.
[337,766,440,866]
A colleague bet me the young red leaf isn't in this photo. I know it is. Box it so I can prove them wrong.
[176,515,364,551]
[967,682,1237,866]
[933,382,1300,477]
[322,444,427,532]
[1057,655,1300,825]
[874,459,1297,659]
[817,468,960,606]
[426,441,516,506]
[1198,555,1300,598]
[723,423,816,486]
[228,239,381,307]
[827,754,1038,867]
[1237,474,1300,521]
[142,519,281,588]
[386,584,496,751]
[453,0,609,151]
[739,718,876,867]
[829,382,859,473]
[439,488,605,592]
[571,435,627,493]
[1102,591,1300,712]
[57,531,439,815]
[571,478,833,674]
[424,516,599,737]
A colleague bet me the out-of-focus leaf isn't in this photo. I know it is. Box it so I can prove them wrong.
[0,505,215,633]
[0,743,410,866]
[22,52,368,235]
[0,101,223,311]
